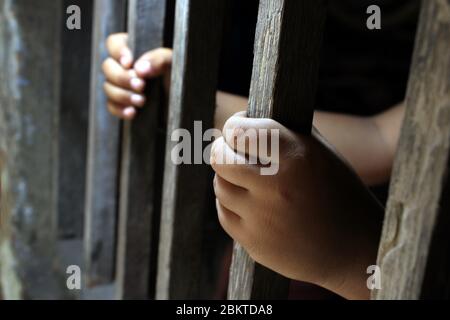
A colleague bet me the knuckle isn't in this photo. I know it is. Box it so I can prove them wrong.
[215,184,227,204]
[283,136,306,161]
[224,122,245,144]
[259,118,275,129]
[103,85,112,98]
[112,93,125,105]
[216,206,226,226]
[155,48,172,61]
[106,102,115,113]
[213,175,219,192]
[223,116,238,132]
[217,204,231,230]
[121,92,130,104]
[245,236,262,261]
[101,59,109,73]
[160,47,172,55]
[163,49,173,61]
[232,125,246,140]
[106,34,113,48]
[118,72,129,85]
[210,138,223,166]
[273,178,294,204]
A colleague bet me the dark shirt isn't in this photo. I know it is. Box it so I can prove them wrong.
[219,0,420,116]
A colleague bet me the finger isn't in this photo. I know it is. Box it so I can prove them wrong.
[216,199,244,243]
[223,112,296,163]
[102,58,145,92]
[213,174,250,216]
[106,33,133,68]
[211,137,266,190]
[107,101,136,120]
[103,82,146,108]
[134,48,173,79]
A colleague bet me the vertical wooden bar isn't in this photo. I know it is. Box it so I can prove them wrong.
[156,0,226,299]
[84,0,126,286]
[228,0,327,300]
[58,0,93,239]
[373,0,450,300]
[0,0,67,299]
[115,0,168,300]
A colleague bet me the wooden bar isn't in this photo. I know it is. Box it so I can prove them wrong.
[115,0,168,300]
[156,0,226,299]
[0,0,67,299]
[84,0,127,286]
[373,0,450,300]
[228,0,327,300]
[58,0,93,239]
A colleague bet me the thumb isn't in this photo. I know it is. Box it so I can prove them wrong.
[134,48,173,79]
[106,33,133,68]
[222,112,298,162]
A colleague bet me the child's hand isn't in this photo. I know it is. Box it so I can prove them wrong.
[211,112,382,299]
[102,33,173,120]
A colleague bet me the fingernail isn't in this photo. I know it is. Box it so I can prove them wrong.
[135,60,152,74]
[130,78,145,91]
[120,55,132,67]
[131,94,145,106]
[120,48,133,66]
[123,107,136,118]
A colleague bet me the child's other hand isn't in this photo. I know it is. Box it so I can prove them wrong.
[211,112,382,299]
[102,33,173,120]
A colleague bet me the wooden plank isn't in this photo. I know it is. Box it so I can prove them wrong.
[0,0,68,299]
[156,0,227,299]
[228,0,327,300]
[58,0,93,239]
[115,0,169,300]
[84,0,127,286]
[373,0,450,300]
[0,151,7,236]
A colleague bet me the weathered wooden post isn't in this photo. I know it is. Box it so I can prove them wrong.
[156,0,227,299]
[84,0,127,287]
[228,0,327,300]
[58,0,93,240]
[115,0,170,300]
[373,0,450,300]
[0,0,67,299]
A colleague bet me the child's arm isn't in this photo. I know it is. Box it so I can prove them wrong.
[211,112,384,300]
[215,91,405,186]
[314,105,404,186]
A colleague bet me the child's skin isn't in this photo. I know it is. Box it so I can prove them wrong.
[103,33,405,299]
